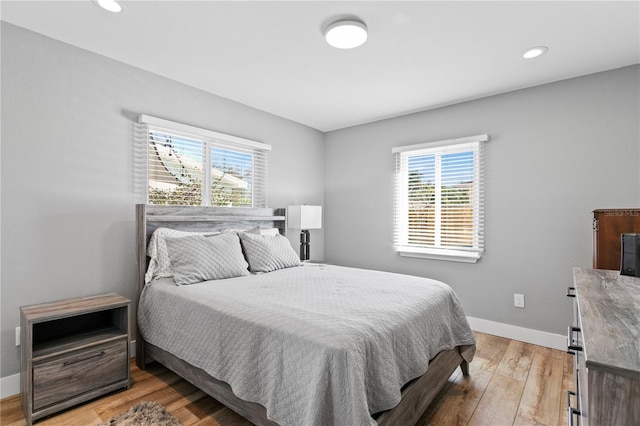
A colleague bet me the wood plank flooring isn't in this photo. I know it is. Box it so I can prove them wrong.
[0,332,574,426]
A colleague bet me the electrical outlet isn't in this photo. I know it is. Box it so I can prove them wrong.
[15,327,21,346]
[514,294,525,308]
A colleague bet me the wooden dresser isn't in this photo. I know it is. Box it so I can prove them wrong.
[592,209,640,270]
[567,268,640,426]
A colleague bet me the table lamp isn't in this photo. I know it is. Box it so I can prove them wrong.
[287,205,322,261]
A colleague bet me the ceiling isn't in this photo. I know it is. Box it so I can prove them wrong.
[2,1,639,132]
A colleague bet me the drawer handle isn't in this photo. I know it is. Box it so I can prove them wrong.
[567,286,576,298]
[567,326,583,354]
[63,351,106,366]
[567,390,581,426]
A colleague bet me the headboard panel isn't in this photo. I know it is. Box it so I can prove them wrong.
[134,204,286,365]
[143,205,286,242]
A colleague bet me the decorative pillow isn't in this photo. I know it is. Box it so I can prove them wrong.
[238,232,300,273]
[245,227,281,237]
[165,233,249,285]
[145,227,219,284]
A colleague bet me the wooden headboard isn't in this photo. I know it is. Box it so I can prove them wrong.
[134,204,286,363]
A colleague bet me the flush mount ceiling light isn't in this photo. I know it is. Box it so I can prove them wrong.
[325,20,368,49]
[97,0,122,13]
[523,46,548,59]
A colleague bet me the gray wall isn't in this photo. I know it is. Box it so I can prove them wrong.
[324,65,640,336]
[0,23,325,378]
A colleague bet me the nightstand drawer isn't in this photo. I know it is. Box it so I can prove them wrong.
[33,338,127,411]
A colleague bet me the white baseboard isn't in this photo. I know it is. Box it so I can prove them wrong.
[0,340,138,400]
[1,323,564,399]
[467,316,566,351]
[0,373,20,399]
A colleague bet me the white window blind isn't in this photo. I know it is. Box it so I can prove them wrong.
[393,134,488,263]
[135,115,270,207]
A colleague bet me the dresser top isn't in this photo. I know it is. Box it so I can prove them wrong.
[593,208,640,213]
[573,268,640,378]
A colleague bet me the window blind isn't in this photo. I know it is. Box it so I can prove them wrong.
[393,134,487,262]
[135,115,270,207]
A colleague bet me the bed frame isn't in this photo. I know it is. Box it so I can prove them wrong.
[134,204,474,425]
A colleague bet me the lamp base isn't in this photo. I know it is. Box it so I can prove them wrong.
[300,230,310,261]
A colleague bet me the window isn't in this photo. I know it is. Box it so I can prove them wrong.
[136,115,270,207]
[393,134,488,263]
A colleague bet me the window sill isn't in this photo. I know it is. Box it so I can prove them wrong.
[397,247,482,263]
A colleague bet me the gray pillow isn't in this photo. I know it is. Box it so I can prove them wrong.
[238,232,301,273]
[165,233,249,285]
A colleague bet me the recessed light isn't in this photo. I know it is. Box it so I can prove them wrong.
[97,0,122,13]
[523,46,548,59]
[325,20,368,49]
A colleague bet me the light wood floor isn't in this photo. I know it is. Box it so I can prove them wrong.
[1,332,574,426]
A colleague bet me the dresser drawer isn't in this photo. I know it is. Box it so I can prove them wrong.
[33,338,127,411]
[576,347,588,426]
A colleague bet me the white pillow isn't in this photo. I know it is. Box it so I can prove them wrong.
[238,232,300,273]
[145,227,219,284]
[165,233,249,285]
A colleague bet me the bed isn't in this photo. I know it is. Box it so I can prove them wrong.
[135,204,476,426]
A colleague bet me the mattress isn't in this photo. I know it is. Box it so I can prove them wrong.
[138,263,475,426]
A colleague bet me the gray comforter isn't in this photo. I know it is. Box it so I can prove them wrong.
[138,264,475,426]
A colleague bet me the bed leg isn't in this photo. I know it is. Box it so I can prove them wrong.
[460,360,470,376]
[136,335,147,370]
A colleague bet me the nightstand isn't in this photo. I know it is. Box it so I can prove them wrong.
[20,293,130,425]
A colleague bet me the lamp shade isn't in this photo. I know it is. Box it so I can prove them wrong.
[288,205,322,230]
